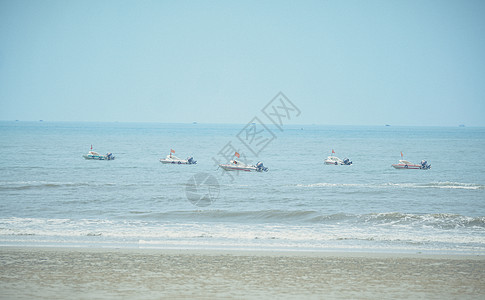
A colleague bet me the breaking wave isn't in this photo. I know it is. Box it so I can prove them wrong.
[2,211,483,232]
[297,182,484,190]
[0,181,117,191]
[1,214,484,254]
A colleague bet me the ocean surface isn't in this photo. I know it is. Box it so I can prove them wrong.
[1,121,484,254]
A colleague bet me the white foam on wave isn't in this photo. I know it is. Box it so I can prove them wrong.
[297,181,484,190]
[296,183,363,188]
[419,182,484,190]
[1,217,485,254]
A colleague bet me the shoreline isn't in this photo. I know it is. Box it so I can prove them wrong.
[2,246,484,299]
[1,245,484,260]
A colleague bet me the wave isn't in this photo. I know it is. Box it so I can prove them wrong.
[139,210,485,229]
[5,210,480,229]
[2,215,485,255]
[2,180,482,192]
[296,183,363,188]
[1,201,484,230]
[0,181,117,191]
[359,212,485,229]
[129,209,354,224]
[0,180,198,191]
[297,182,485,190]
[415,182,485,190]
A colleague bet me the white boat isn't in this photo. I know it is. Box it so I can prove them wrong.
[219,160,268,172]
[324,156,352,165]
[160,154,196,165]
[392,160,430,170]
[83,151,115,160]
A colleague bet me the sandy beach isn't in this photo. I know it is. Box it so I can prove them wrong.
[0,247,484,299]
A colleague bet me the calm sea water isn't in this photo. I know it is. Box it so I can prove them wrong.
[1,121,484,254]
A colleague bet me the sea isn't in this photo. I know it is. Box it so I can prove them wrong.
[1,121,484,255]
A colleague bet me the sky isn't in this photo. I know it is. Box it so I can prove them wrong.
[1,0,484,126]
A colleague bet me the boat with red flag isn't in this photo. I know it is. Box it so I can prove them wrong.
[160,149,197,165]
[324,149,352,165]
[219,152,268,172]
[392,152,430,170]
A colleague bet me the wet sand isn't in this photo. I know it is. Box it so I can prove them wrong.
[1,247,484,299]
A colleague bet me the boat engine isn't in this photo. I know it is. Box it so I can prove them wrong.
[343,158,352,165]
[420,160,430,170]
[256,162,268,172]
[187,157,197,164]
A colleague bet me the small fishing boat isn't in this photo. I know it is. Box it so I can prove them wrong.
[160,154,196,165]
[392,160,430,170]
[83,151,115,160]
[324,156,352,165]
[324,150,352,165]
[160,150,196,165]
[219,160,268,172]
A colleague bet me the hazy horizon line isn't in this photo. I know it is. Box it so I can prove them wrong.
[0,119,480,128]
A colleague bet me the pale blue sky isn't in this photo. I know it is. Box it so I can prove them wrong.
[1,0,484,126]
